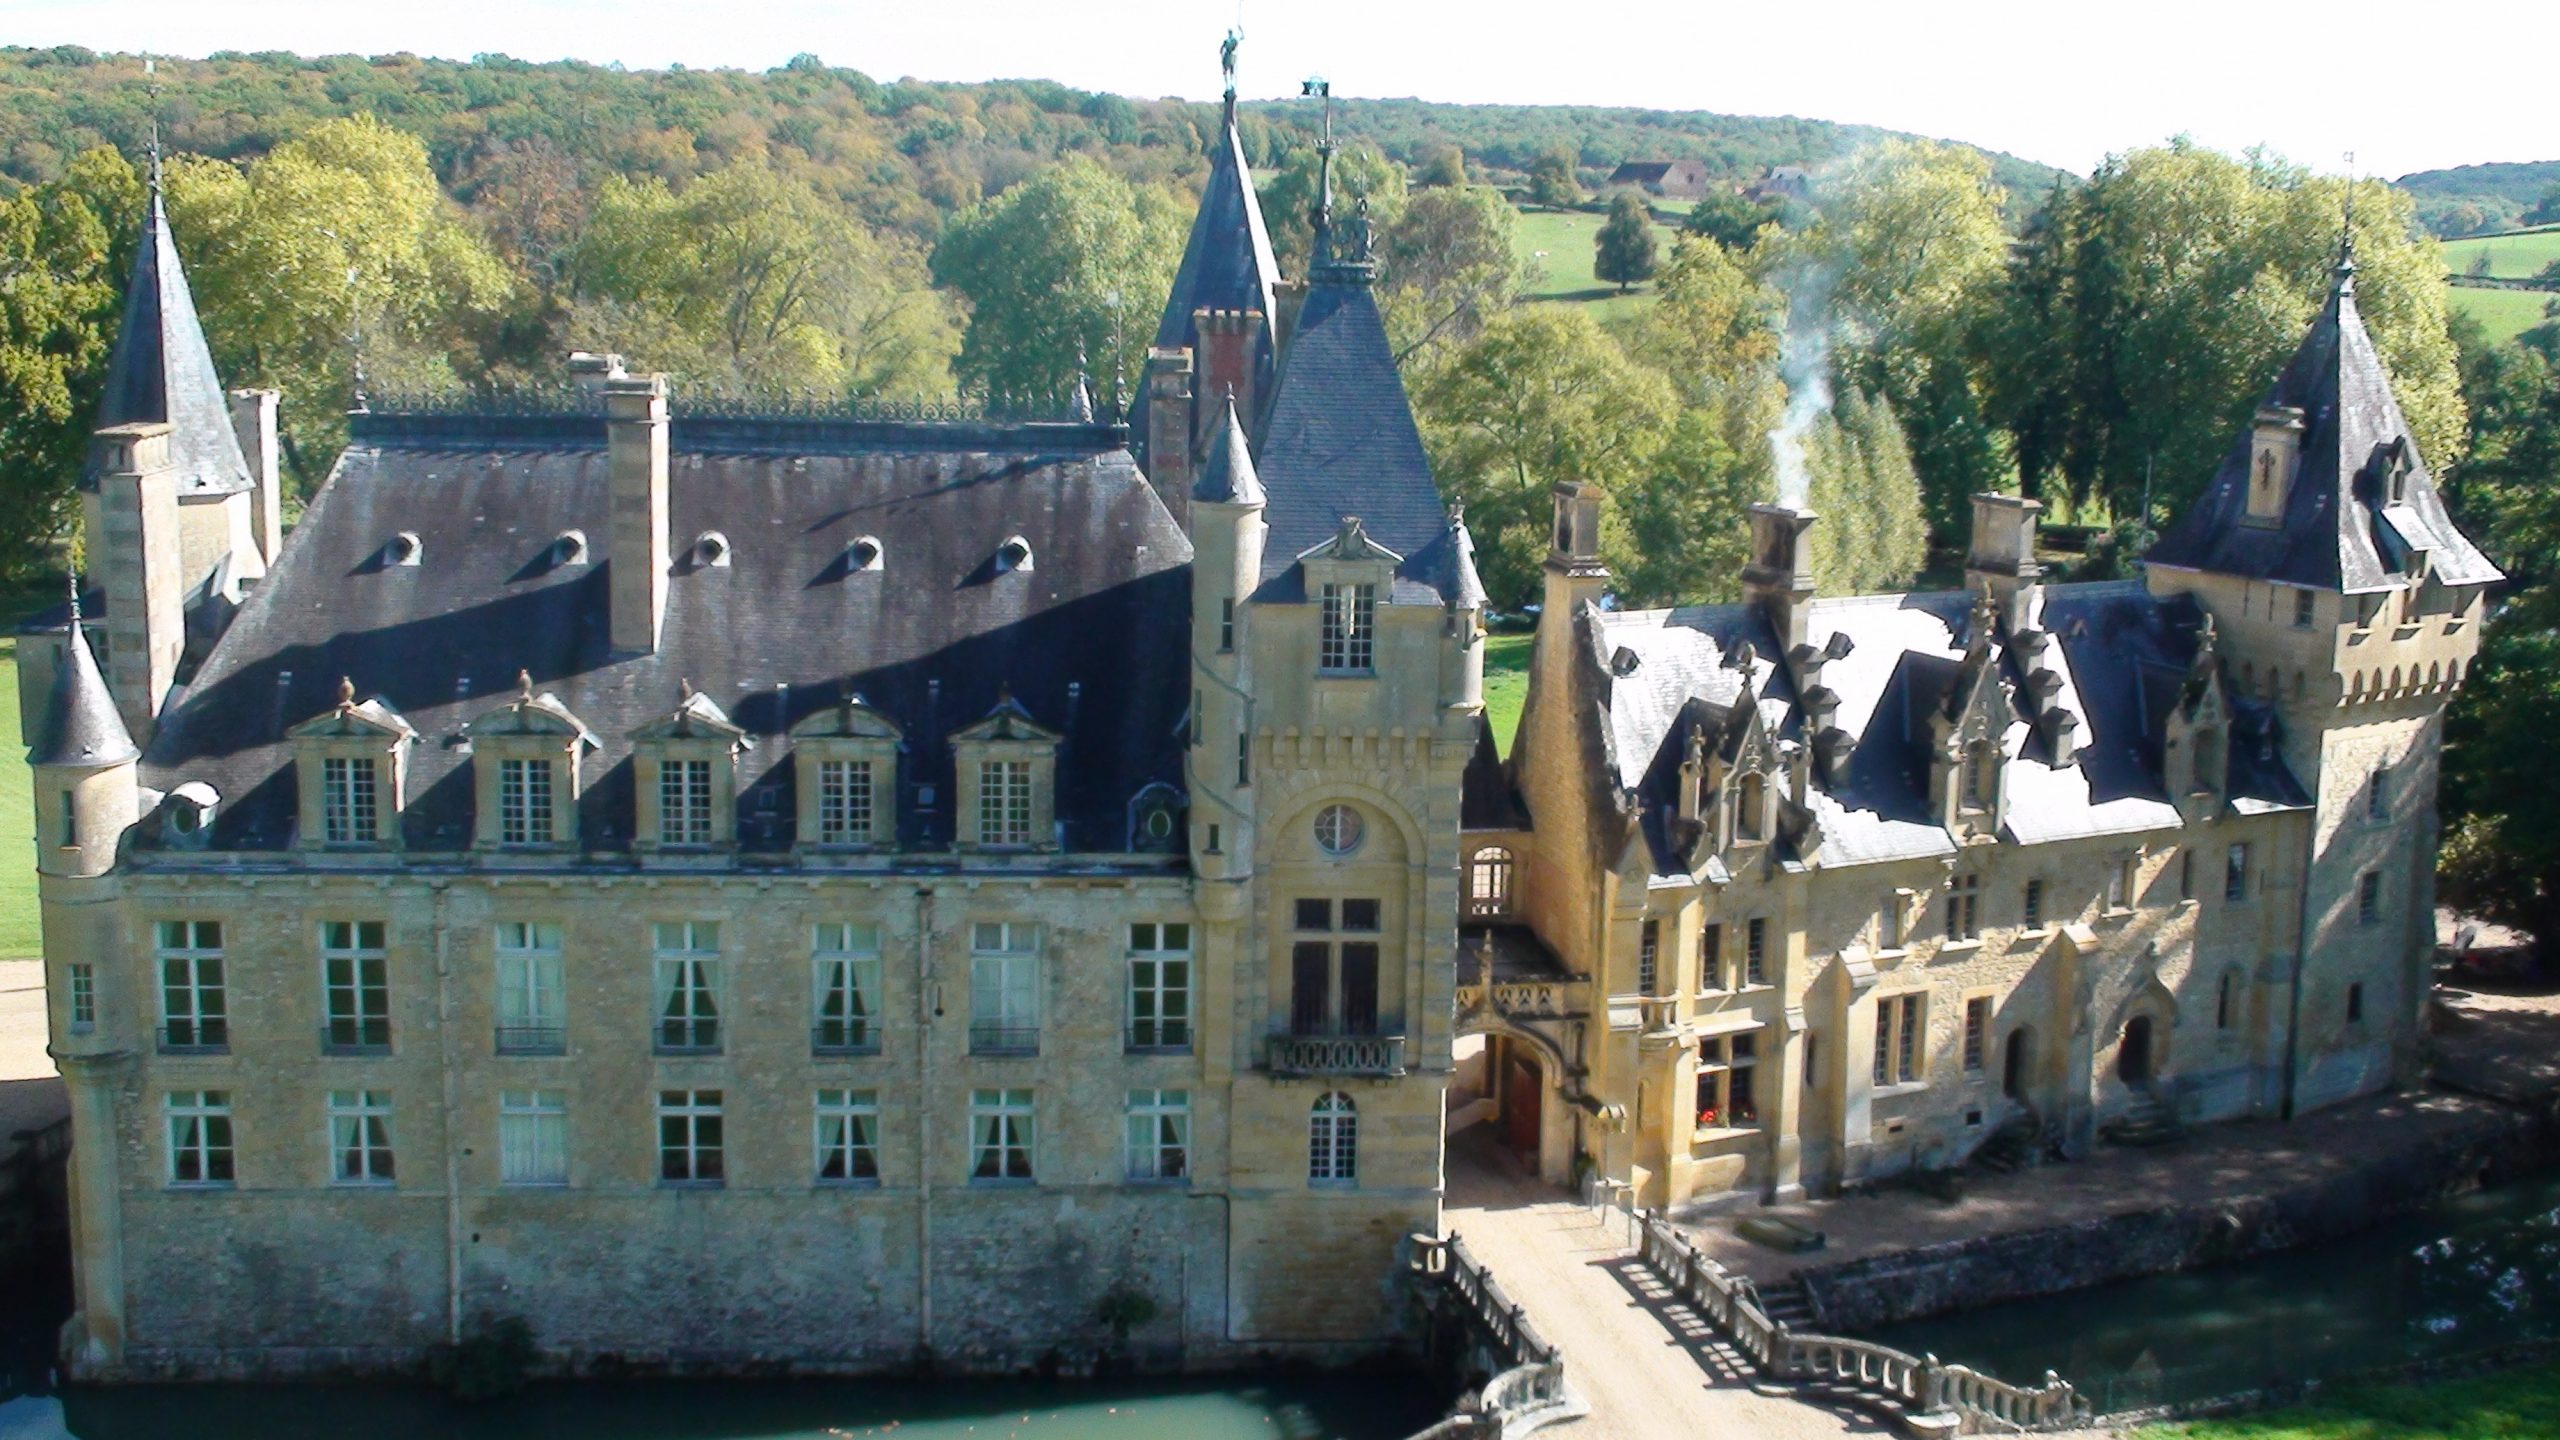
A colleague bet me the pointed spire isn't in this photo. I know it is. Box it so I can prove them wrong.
[88,128,253,497]
[1072,343,1095,423]
[1193,393,1265,506]
[30,608,139,770]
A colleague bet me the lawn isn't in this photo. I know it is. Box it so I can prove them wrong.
[2138,1358,2560,1440]
[1484,631,1533,757]
[2446,283,2558,346]
[2443,225,2560,281]
[0,647,34,960]
[1512,206,1685,324]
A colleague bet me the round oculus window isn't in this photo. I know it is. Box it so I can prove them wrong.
[1313,804,1365,857]
[1143,807,1175,841]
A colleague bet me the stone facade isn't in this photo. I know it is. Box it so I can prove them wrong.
[1472,260,2498,1212]
[29,98,1482,1381]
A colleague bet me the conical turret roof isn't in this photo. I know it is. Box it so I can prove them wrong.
[1193,395,1265,506]
[30,620,138,769]
[83,184,253,497]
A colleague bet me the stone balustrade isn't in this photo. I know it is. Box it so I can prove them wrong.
[1265,1032,1407,1077]
[1635,1212,2090,1436]
[1403,1235,1580,1439]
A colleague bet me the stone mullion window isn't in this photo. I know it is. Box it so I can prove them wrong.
[499,1089,569,1186]
[1873,993,1924,1088]
[815,1089,881,1184]
[1694,1033,1760,1129]
[1126,923,1193,1051]
[166,1090,235,1187]
[660,758,715,846]
[156,920,226,1052]
[327,1089,396,1185]
[656,1089,724,1185]
[969,1088,1035,1183]
[818,760,874,845]
[321,758,378,845]
[1319,582,1377,673]
[320,920,391,1053]
[1125,1089,1190,1181]
[978,760,1033,847]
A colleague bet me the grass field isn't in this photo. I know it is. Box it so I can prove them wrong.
[2443,225,2560,280]
[2138,1358,2560,1440]
[1484,632,1533,757]
[1513,206,1685,324]
[2447,283,2559,346]
[0,648,34,960]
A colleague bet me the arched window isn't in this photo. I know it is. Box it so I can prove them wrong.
[2192,728,2222,793]
[1309,1092,1358,1184]
[2217,969,2242,1030]
[1468,847,1514,916]
[1736,772,1766,841]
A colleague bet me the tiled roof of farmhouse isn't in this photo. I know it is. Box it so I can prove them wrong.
[136,406,1194,855]
[1578,580,2309,878]
[83,184,253,498]
[2148,256,2500,593]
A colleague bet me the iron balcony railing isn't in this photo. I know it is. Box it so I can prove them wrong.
[494,1023,566,1056]
[968,1021,1039,1056]
[320,1022,393,1056]
[156,1022,228,1055]
[812,1021,881,1056]
[1265,1032,1407,1077]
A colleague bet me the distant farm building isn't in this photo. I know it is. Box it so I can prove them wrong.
[1607,159,1712,200]
[1743,164,1814,204]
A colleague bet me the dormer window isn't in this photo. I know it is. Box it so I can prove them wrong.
[2192,727,2224,795]
[1320,583,1375,673]
[950,691,1062,853]
[1962,742,1993,811]
[470,673,597,852]
[289,679,414,852]
[1734,771,1767,843]
[499,758,555,845]
[995,536,1034,574]
[792,692,902,852]
[629,683,752,853]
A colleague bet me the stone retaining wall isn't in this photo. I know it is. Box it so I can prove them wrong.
[1797,1098,2560,1331]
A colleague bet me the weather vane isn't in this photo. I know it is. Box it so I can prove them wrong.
[1221,28,1242,98]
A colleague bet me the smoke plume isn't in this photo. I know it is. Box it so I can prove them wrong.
[1767,264,1836,510]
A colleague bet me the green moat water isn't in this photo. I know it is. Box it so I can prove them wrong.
[1862,1167,2560,1412]
[4,1373,1445,1439]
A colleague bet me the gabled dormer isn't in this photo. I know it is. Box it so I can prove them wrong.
[2165,615,2233,812]
[1933,588,2014,838]
[790,690,903,851]
[288,678,414,851]
[951,690,1061,852]
[630,683,753,852]
[1300,516,1402,677]
[469,671,598,852]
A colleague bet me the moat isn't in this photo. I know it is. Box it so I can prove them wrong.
[2,1372,1446,1440]
[1862,1165,2560,1413]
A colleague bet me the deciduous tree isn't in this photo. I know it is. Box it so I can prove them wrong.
[1593,190,1660,293]
[1526,146,1580,209]
[1377,185,1524,365]
[1256,143,1407,276]
[930,156,1185,409]
[0,146,136,579]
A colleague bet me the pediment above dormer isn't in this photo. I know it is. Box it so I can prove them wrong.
[789,691,904,743]
[630,684,752,748]
[950,689,1061,748]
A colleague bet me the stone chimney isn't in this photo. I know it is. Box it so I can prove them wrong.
[1144,346,1195,526]
[90,422,186,743]
[1193,309,1264,450]
[1742,504,1819,654]
[1965,492,2045,632]
[606,373,671,654]
[1541,482,1611,622]
[570,351,629,395]
[229,389,283,566]
[2245,404,2304,524]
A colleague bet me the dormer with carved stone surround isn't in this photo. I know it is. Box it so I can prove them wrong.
[951,690,1061,852]
[1932,590,2015,841]
[469,672,599,852]
[790,691,903,851]
[2164,615,2233,819]
[288,678,415,851]
[1300,516,1402,677]
[630,683,753,853]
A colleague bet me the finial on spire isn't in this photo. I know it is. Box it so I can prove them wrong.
[1302,76,1336,247]
[2336,151,2360,295]
[66,568,80,626]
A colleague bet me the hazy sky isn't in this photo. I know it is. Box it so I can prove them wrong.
[12,0,2555,179]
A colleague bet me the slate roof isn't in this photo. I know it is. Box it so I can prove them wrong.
[28,621,138,770]
[1152,101,1282,386]
[1193,396,1265,506]
[1251,268,1462,604]
[138,411,1193,855]
[2148,265,2500,593]
[1568,580,2307,877]
[84,187,253,499]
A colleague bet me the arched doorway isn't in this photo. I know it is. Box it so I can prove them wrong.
[2003,1026,2034,1100]
[1504,1046,1544,1158]
[2117,1015,2154,1087]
